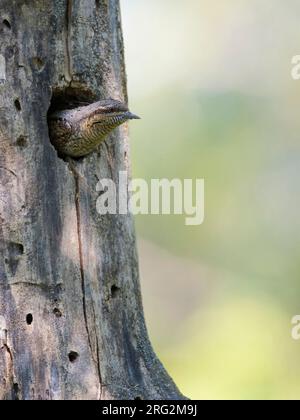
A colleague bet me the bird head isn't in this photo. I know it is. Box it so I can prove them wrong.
[80,99,140,132]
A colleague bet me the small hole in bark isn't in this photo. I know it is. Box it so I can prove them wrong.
[3,19,11,29]
[14,99,21,111]
[11,243,24,255]
[68,351,79,363]
[31,57,45,72]
[16,136,28,148]
[111,285,120,298]
[135,396,143,400]
[53,308,62,317]
[26,313,33,325]
[4,258,8,264]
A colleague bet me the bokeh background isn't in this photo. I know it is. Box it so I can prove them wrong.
[120,0,300,400]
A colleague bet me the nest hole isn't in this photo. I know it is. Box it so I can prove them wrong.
[48,86,96,115]
[47,86,96,159]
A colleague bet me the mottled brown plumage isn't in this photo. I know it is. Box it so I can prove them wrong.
[48,99,140,158]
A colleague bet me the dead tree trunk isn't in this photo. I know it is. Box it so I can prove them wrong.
[0,0,183,400]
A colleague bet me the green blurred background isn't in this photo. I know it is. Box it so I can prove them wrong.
[121,0,300,399]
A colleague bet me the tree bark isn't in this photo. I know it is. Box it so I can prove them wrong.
[0,0,183,400]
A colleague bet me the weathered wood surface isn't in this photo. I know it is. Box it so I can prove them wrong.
[0,0,183,400]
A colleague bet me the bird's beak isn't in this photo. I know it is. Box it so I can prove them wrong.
[127,112,141,120]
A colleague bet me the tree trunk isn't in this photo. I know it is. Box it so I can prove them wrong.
[0,0,183,400]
